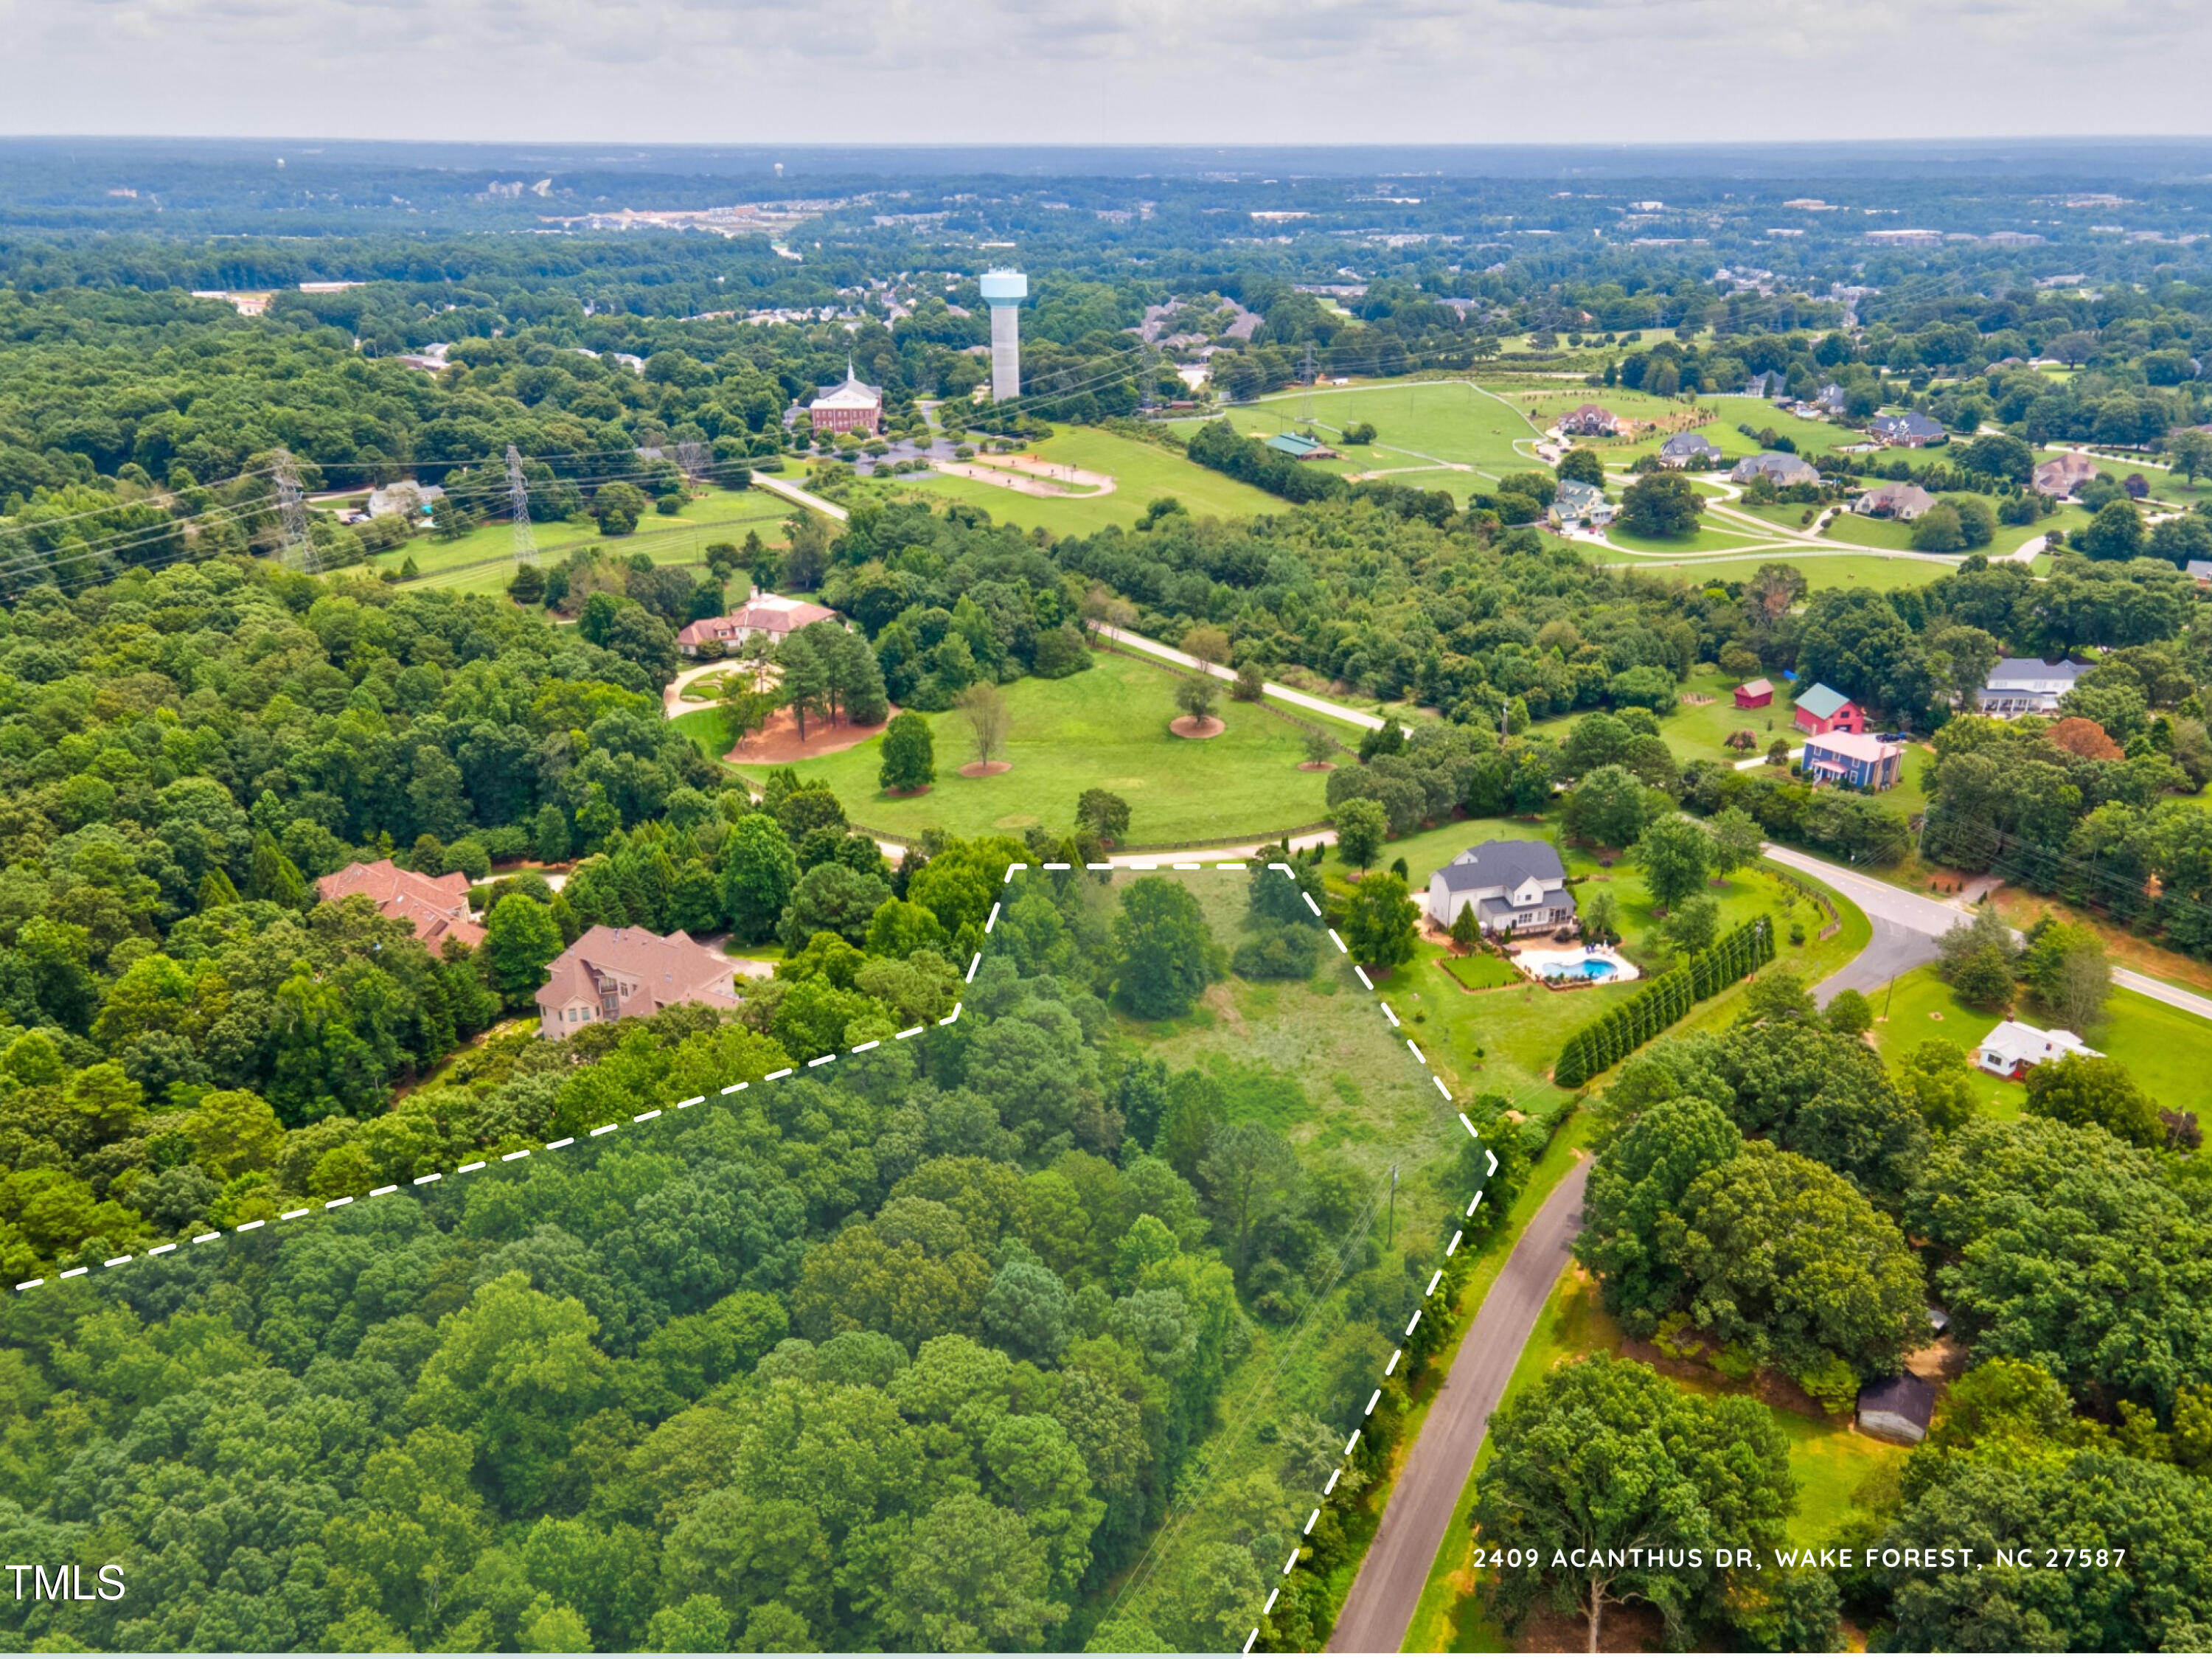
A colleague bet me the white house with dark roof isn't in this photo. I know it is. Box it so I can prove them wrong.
[1548,479,1614,529]
[1978,658,2087,717]
[1425,841,1576,936]
[1870,410,1948,448]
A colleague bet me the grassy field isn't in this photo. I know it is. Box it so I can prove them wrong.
[897,427,1283,533]
[1863,964,2207,1115]
[1404,1265,1909,1652]
[1191,380,1548,488]
[1604,521,1780,557]
[724,650,1333,845]
[1601,552,1961,591]
[375,483,790,593]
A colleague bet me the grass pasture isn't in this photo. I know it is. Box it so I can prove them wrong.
[728,650,1332,845]
[900,426,1281,533]
[1194,379,1550,487]
[378,483,790,595]
[1600,551,1961,591]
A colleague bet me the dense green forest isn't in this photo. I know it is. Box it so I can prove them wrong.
[0,855,1529,1653]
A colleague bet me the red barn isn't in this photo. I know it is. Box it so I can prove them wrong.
[1733,678,1774,709]
[1792,683,1865,736]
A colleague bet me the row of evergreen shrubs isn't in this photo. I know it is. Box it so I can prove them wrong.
[1551,916,1775,1088]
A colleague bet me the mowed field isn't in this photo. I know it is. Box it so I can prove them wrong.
[1179,379,1551,496]
[375,484,791,595]
[723,650,1335,844]
[897,426,1282,533]
[1594,549,1962,591]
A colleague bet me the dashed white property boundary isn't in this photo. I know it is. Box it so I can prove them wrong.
[992,858,1497,1658]
[8,857,1492,1652]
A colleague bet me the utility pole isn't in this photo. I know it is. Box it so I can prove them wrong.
[271,448,315,574]
[506,445,538,566]
[1299,341,1317,422]
[1386,1164,1399,1247]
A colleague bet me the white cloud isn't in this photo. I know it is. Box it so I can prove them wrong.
[0,0,2208,142]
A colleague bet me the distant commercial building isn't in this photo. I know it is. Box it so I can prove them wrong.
[1265,432,1338,461]
[1803,731,1904,791]
[1425,841,1576,936]
[981,268,1028,402]
[1975,1018,2100,1080]
[1792,683,1865,736]
[535,926,740,1038]
[317,859,484,952]
[809,360,883,434]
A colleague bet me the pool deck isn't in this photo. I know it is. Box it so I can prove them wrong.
[1510,942,1641,984]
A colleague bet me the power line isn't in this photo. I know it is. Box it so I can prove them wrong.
[506,445,538,568]
[271,449,315,575]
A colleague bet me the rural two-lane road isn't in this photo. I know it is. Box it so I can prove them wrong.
[1326,1160,1593,1655]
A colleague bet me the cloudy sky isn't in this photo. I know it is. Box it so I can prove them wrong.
[3,0,2210,145]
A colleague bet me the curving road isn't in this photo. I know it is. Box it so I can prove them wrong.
[1326,1161,1593,1655]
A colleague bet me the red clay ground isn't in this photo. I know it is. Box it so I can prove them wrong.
[726,705,897,765]
[1169,715,1225,740]
[958,759,1014,778]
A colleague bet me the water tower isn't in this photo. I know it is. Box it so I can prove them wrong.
[980,268,1027,401]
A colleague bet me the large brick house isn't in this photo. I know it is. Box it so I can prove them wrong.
[316,859,484,951]
[535,926,740,1038]
[675,592,841,656]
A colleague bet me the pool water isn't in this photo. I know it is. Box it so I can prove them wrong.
[1541,954,1618,981]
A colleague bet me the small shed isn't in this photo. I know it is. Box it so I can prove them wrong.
[1733,678,1774,709]
[1857,1374,1938,1444]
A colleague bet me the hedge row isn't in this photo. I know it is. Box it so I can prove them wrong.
[1552,916,1775,1088]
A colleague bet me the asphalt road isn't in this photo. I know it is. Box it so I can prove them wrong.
[1326,1159,1592,1655]
[1762,844,2212,1022]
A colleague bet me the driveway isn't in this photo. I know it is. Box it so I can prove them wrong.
[1088,624,1411,735]
[1326,1161,1592,1655]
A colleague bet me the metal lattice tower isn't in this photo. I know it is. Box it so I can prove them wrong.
[271,448,316,574]
[506,445,538,565]
[1298,343,1317,422]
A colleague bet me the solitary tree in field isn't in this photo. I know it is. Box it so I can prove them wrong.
[1636,815,1713,914]
[956,682,1010,767]
[2168,427,2212,489]
[878,712,936,793]
[1301,727,1338,767]
[1076,788,1131,845]
[1174,674,1221,727]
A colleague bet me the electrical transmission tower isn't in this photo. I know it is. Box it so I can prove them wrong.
[1298,342,1317,422]
[271,448,316,574]
[506,445,538,566]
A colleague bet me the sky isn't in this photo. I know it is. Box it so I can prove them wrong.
[3,0,2211,145]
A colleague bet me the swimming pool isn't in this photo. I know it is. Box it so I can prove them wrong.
[1514,943,1641,986]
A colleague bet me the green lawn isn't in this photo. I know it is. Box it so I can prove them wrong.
[1327,819,1867,1106]
[1865,965,2208,1115]
[727,651,1332,846]
[900,427,1282,533]
[1604,521,1780,557]
[1194,378,1549,484]
[1821,512,1919,552]
[375,483,788,589]
[1524,668,1787,771]
[1601,552,1961,591]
